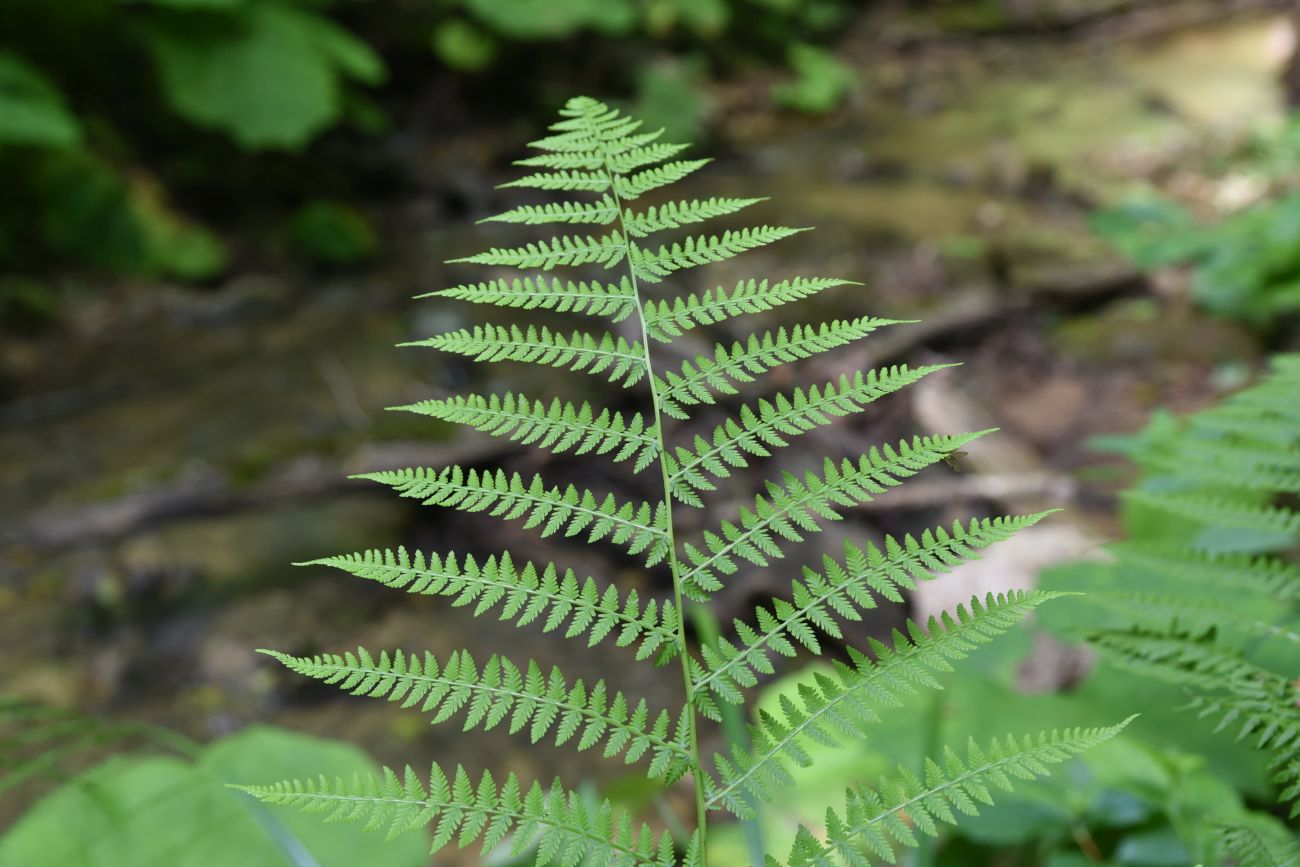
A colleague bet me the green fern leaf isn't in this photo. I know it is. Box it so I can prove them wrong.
[781,720,1134,865]
[1109,542,1300,601]
[655,317,903,419]
[407,324,646,386]
[679,431,993,600]
[235,764,677,866]
[356,467,670,565]
[499,169,610,192]
[705,590,1074,817]
[615,159,711,200]
[664,365,956,504]
[482,196,620,226]
[1090,592,1300,646]
[1125,492,1300,535]
[261,648,694,781]
[1217,821,1300,867]
[643,277,853,341]
[623,198,766,237]
[300,549,679,662]
[423,276,635,320]
[630,226,808,282]
[393,393,658,471]
[448,231,626,270]
[692,513,1052,715]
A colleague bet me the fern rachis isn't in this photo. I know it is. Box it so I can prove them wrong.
[238,97,1124,865]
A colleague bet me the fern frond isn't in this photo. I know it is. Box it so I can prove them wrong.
[1090,629,1298,741]
[1090,592,1300,645]
[1091,627,1300,815]
[679,431,992,600]
[643,277,853,342]
[1218,821,1300,867]
[448,232,626,270]
[630,227,809,282]
[262,648,694,781]
[615,159,711,200]
[407,325,646,387]
[664,365,954,505]
[1195,408,1300,444]
[499,170,611,192]
[394,393,658,472]
[779,721,1133,866]
[1144,443,1300,493]
[623,198,766,237]
[1125,492,1300,535]
[1109,542,1300,601]
[528,128,661,156]
[656,317,903,419]
[236,764,677,867]
[301,549,679,662]
[705,590,1070,817]
[692,513,1052,714]
[357,467,670,566]
[482,196,620,226]
[608,142,693,173]
[423,276,635,320]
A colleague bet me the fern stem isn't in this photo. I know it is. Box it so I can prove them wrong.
[588,117,711,862]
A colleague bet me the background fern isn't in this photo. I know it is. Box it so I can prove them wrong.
[237,96,1123,865]
[1045,354,1300,864]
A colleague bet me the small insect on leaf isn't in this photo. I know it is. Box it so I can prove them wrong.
[941,450,969,471]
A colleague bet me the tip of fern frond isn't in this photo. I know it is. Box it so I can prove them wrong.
[254,648,290,660]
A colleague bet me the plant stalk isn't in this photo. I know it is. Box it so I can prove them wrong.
[590,128,710,861]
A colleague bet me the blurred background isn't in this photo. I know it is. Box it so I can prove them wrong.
[3,0,1300,864]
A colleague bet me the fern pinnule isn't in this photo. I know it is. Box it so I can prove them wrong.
[704,590,1070,816]
[395,392,658,471]
[678,431,995,599]
[692,513,1054,713]
[663,364,958,504]
[654,317,907,419]
[779,719,1136,867]
[260,648,694,781]
[357,466,670,565]
[408,324,646,386]
[298,548,679,661]
[243,95,1120,866]
[235,764,684,866]
[421,275,636,320]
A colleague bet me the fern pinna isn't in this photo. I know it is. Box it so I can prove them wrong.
[237,97,1124,865]
[1061,355,1300,865]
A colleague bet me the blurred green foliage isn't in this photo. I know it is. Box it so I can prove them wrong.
[771,43,854,113]
[0,0,856,294]
[0,724,429,866]
[1093,115,1300,326]
[289,199,377,266]
[1093,196,1300,326]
